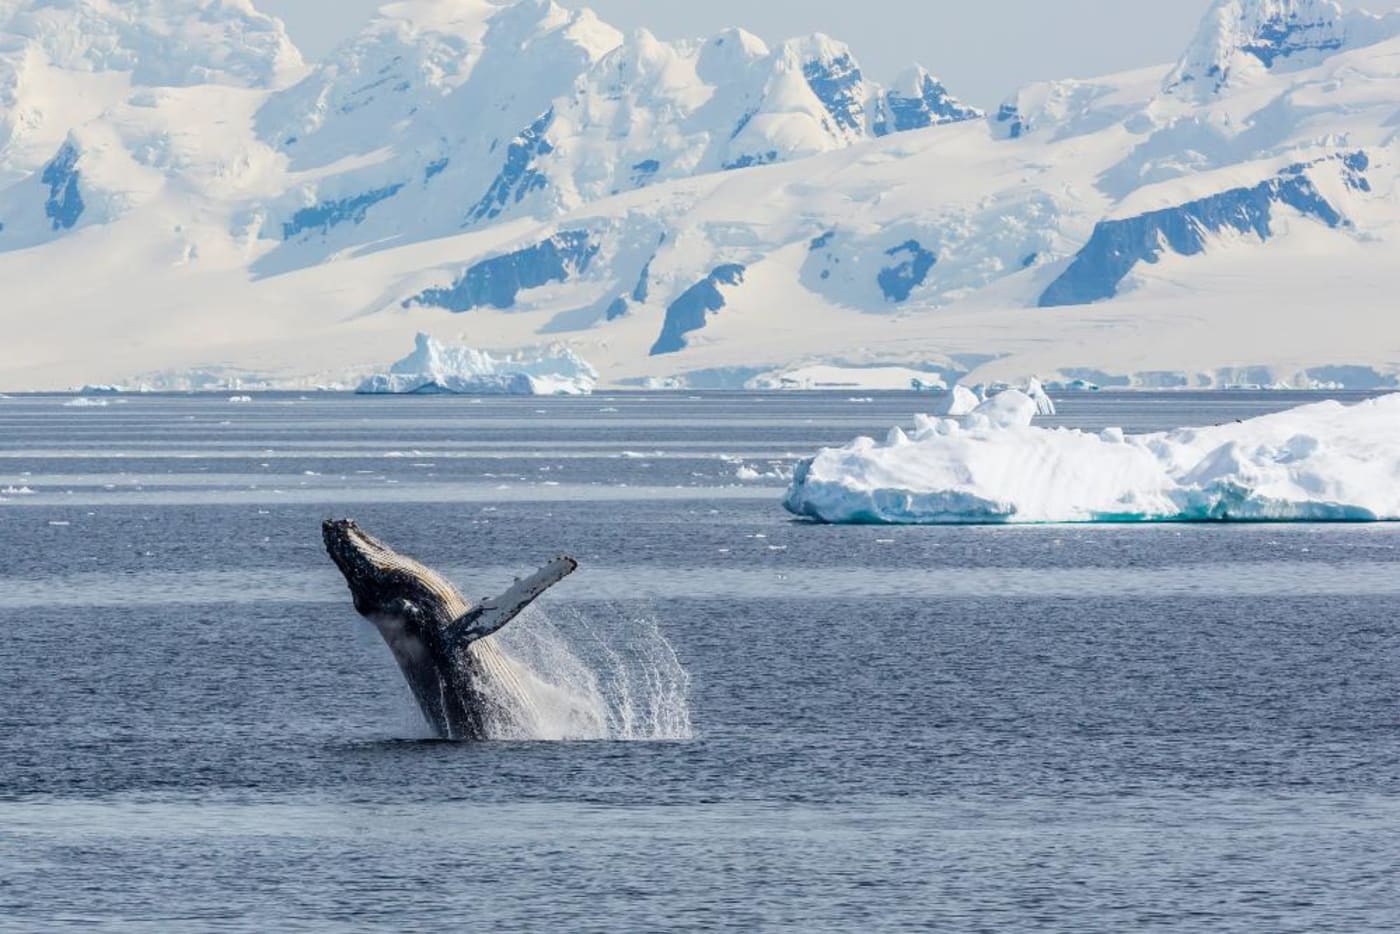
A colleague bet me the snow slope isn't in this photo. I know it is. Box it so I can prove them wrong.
[783,392,1400,524]
[0,0,1398,391]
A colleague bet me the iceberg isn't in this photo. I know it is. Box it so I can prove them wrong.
[964,388,1040,430]
[1024,378,1057,416]
[934,380,1054,418]
[357,333,597,396]
[784,394,1400,524]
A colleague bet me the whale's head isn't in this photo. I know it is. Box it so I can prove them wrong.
[322,519,465,625]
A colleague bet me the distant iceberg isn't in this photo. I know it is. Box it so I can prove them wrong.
[785,393,1400,524]
[932,380,1054,417]
[1024,378,1056,416]
[357,333,598,396]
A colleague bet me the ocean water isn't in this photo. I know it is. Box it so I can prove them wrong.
[2,390,1399,932]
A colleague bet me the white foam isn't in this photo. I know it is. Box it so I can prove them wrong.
[483,604,692,742]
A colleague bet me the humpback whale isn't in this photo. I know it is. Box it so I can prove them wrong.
[322,519,578,740]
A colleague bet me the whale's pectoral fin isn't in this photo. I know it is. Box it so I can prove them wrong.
[445,556,579,650]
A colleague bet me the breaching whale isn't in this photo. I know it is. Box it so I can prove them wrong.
[322,519,578,740]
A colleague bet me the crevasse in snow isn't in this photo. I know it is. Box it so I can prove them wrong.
[784,393,1400,524]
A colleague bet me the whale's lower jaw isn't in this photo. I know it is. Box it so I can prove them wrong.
[370,614,430,671]
[367,614,461,737]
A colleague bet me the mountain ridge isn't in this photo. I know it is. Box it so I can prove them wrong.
[0,0,1398,391]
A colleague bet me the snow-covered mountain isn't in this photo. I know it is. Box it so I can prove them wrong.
[1165,0,1400,96]
[254,1,981,270]
[1,0,1399,391]
[0,0,299,163]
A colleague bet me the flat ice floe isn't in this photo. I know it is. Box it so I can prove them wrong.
[745,365,949,391]
[784,392,1400,524]
[358,333,597,396]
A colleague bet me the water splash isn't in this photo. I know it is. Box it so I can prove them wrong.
[487,603,693,742]
[357,607,692,742]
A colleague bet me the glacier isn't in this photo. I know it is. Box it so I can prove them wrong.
[784,393,1400,524]
[357,332,597,396]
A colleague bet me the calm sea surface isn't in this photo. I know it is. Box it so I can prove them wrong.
[1,391,1398,932]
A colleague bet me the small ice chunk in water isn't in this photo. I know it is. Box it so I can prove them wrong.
[933,385,981,416]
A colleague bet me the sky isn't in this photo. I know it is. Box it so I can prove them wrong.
[258,0,1390,107]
